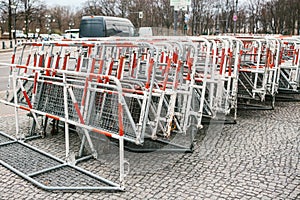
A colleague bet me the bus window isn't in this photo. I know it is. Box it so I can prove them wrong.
[106,21,129,37]
[79,17,105,38]
[79,16,135,38]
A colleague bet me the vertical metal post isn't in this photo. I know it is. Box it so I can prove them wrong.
[63,73,71,163]
[233,0,238,35]
[225,0,229,33]
[14,10,16,45]
[12,68,20,139]
[119,133,125,189]
[174,9,178,36]
[11,5,17,45]
[216,1,220,35]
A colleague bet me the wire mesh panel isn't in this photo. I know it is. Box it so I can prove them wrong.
[237,36,281,109]
[2,35,299,192]
[278,37,300,92]
[0,59,127,191]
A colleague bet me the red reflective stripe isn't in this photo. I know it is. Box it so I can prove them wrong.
[25,54,31,73]
[62,53,70,70]
[279,47,284,65]
[185,50,190,63]
[20,106,30,111]
[46,114,60,121]
[174,60,182,89]
[88,46,92,56]
[122,88,144,95]
[97,59,104,83]
[131,52,137,77]
[88,58,97,82]
[117,56,124,80]
[142,49,146,60]
[45,56,52,76]
[160,52,164,63]
[92,128,112,137]
[106,60,114,83]
[98,59,104,74]
[55,55,61,69]
[118,103,124,136]
[55,43,70,47]
[145,58,154,89]
[159,51,164,72]
[22,90,33,109]
[44,80,53,84]
[16,65,27,69]
[81,43,94,48]
[11,54,15,64]
[219,48,225,75]
[295,50,299,64]
[228,50,233,76]
[162,58,171,91]
[76,55,81,72]
[173,51,178,63]
[74,102,85,124]
[115,42,135,48]
[216,48,219,63]
[20,77,28,81]
[267,50,273,68]
[90,58,96,74]
[186,57,193,81]
[253,47,258,61]
[33,53,37,67]
[52,54,61,76]
[31,43,42,47]
[211,49,215,61]
[38,54,44,67]
[33,72,38,94]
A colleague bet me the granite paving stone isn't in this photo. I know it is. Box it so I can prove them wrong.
[0,99,299,199]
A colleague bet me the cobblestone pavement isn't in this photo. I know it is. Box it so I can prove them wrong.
[0,98,299,199]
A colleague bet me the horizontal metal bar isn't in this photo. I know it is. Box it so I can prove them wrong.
[0,131,17,141]
[0,158,123,191]
[28,164,67,177]
[0,140,17,147]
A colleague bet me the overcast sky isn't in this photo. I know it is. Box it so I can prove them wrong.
[44,0,84,7]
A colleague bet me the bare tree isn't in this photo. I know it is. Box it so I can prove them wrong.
[0,0,16,39]
[82,0,118,16]
[2,0,300,38]
[18,0,44,36]
[47,5,80,34]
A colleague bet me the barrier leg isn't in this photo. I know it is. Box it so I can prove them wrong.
[12,69,23,139]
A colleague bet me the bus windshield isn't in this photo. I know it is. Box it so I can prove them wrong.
[79,19,105,37]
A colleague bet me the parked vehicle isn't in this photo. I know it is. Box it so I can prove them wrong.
[39,34,50,41]
[64,29,79,39]
[14,30,26,38]
[79,16,135,38]
[27,33,35,38]
[138,27,153,37]
[49,34,62,40]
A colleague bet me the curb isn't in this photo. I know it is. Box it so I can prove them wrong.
[0,48,14,53]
